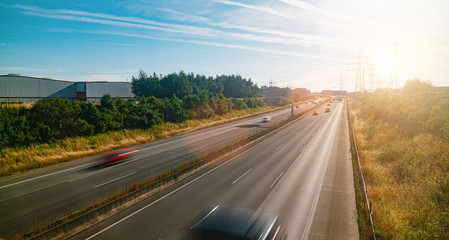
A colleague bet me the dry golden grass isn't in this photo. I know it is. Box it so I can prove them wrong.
[351,109,449,239]
[0,106,280,177]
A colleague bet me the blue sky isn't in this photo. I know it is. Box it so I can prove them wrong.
[1,0,448,92]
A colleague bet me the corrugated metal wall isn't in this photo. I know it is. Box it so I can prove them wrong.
[85,82,133,102]
[0,76,76,103]
[0,76,134,103]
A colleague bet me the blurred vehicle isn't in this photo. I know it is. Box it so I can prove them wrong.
[325,108,330,113]
[191,205,279,240]
[327,103,330,106]
[262,117,271,123]
[312,111,318,115]
[98,147,138,166]
[295,105,299,108]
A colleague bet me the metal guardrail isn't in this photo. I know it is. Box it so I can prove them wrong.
[346,100,376,240]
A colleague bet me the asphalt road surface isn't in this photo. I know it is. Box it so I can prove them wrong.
[0,99,325,237]
[69,99,358,240]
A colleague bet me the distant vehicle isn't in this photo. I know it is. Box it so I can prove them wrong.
[262,117,271,123]
[98,147,138,166]
[327,103,330,106]
[191,205,279,240]
[313,111,318,115]
[325,108,330,113]
[295,105,299,108]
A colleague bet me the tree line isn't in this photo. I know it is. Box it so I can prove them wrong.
[0,71,278,148]
[131,70,262,100]
[350,78,449,139]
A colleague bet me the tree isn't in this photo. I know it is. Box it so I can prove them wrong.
[161,96,189,123]
[80,102,105,133]
[131,70,161,98]
[30,98,92,140]
[426,94,449,139]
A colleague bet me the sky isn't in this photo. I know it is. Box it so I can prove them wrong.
[1,0,448,92]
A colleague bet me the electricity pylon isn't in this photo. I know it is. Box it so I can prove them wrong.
[390,36,400,89]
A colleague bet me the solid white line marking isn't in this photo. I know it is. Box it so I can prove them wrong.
[275,144,284,151]
[0,163,92,189]
[94,172,136,188]
[85,132,275,240]
[232,168,253,184]
[270,172,284,188]
[272,225,281,239]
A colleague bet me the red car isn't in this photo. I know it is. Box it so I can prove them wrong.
[99,148,138,165]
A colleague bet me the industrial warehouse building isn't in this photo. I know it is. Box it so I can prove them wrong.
[0,74,134,103]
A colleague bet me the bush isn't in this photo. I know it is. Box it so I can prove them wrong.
[230,98,248,110]
[193,102,215,119]
[161,96,189,123]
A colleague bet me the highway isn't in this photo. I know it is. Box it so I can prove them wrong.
[0,100,324,238]
[69,99,358,239]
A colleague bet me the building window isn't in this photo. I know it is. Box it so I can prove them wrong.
[77,92,86,100]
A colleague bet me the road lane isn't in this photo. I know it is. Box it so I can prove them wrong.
[70,99,358,240]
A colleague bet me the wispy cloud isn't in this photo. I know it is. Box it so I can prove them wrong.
[147,7,211,24]
[212,0,384,44]
[212,0,297,20]
[6,4,354,53]
[94,42,141,47]
[73,74,132,82]
[0,66,50,72]
[88,30,334,60]
[279,0,381,29]
[10,4,318,47]
[279,0,341,19]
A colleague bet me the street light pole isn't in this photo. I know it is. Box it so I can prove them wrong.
[291,91,294,117]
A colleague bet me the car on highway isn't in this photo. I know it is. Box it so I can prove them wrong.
[295,105,299,108]
[98,147,138,166]
[327,103,331,106]
[262,117,271,123]
[191,205,279,240]
[312,111,318,115]
[325,108,330,113]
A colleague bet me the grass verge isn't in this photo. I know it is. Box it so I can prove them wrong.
[0,106,280,178]
[349,100,449,239]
